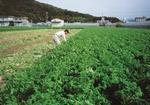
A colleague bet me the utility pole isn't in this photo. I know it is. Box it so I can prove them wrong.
[101,11,103,17]
[45,11,48,23]
[101,11,105,26]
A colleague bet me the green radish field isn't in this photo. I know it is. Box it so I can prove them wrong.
[0,29,80,76]
[0,27,150,105]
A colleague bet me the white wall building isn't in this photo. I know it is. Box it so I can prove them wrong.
[135,16,146,22]
[0,16,31,26]
[51,18,64,27]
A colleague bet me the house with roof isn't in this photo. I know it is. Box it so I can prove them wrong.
[135,16,146,22]
[51,18,64,27]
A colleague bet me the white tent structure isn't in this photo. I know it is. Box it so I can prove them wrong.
[51,18,64,27]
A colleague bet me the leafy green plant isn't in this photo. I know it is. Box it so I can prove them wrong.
[0,27,150,105]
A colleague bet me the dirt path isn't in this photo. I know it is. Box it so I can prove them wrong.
[0,36,51,57]
[0,76,5,89]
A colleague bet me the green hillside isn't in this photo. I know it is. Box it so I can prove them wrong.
[0,0,120,23]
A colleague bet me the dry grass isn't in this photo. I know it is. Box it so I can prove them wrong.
[0,29,81,75]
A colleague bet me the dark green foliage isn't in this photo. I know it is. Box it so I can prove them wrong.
[0,0,120,23]
[146,18,150,21]
[0,28,150,105]
[8,21,14,26]
[116,23,123,27]
[0,0,93,23]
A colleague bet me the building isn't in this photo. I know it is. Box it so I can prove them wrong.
[0,16,30,26]
[51,18,64,27]
[97,17,111,26]
[135,16,146,22]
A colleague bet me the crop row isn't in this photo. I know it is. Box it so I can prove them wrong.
[0,27,150,105]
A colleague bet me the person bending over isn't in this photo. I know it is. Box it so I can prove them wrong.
[53,29,69,45]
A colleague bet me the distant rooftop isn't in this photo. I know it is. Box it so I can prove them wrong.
[135,16,146,19]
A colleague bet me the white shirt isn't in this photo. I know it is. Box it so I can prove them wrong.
[54,31,66,41]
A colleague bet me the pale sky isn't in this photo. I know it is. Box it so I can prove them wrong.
[36,0,150,19]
